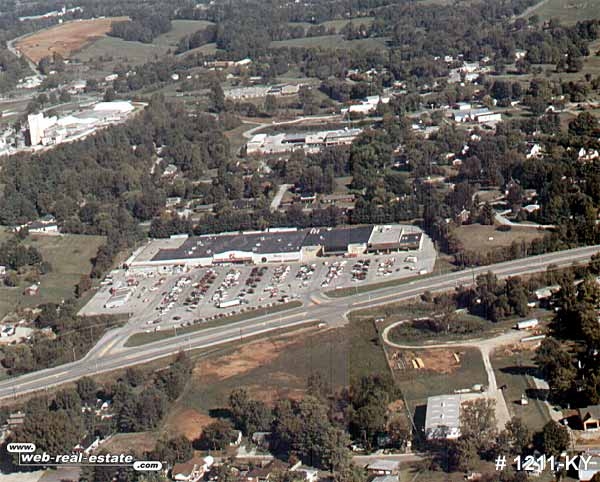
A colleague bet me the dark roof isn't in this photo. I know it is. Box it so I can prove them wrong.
[150,225,386,261]
[152,230,307,261]
[283,133,306,143]
[303,225,373,252]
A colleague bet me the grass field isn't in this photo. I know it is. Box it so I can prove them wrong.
[164,313,389,439]
[454,224,546,255]
[75,19,214,72]
[16,17,128,63]
[153,20,215,48]
[520,0,600,24]
[74,36,170,68]
[0,233,105,318]
[177,42,220,57]
[270,35,389,50]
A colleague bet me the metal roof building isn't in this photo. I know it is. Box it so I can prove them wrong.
[425,394,463,440]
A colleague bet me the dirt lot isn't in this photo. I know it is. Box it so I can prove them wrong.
[192,337,300,383]
[16,17,128,63]
[163,407,216,441]
[389,348,463,374]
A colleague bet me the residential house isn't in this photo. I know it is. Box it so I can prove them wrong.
[230,430,243,446]
[162,164,178,177]
[23,283,40,296]
[290,461,318,482]
[20,214,59,234]
[6,412,26,430]
[366,460,400,476]
[0,325,16,338]
[578,148,599,163]
[251,431,271,448]
[579,405,600,431]
[74,434,100,455]
[166,197,182,208]
[171,455,214,482]
[526,143,543,159]
[245,460,289,482]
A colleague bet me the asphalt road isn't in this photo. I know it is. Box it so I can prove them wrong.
[0,244,599,401]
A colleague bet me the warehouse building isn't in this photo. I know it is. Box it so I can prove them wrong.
[425,394,463,440]
[129,224,426,271]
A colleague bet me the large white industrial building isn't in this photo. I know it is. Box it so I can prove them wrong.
[27,101,138,147]
[246,128,363,155]
[128,224,425,272]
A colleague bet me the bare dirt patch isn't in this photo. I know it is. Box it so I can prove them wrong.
[245,383,306,405]
[392,348,462,374]
[421,349,463,373]
[493,343,539,358]
[16,17,128,63]
[192,338,299,382]
[163,407,216,441]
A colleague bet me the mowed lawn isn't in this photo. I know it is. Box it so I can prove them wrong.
[0,233,105,317]
[454,224,546,255]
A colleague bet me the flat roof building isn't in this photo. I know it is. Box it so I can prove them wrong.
[246,128,362,155]
[425,394,463,440]
[129,224,428,271]
[368,225,404,252]
[303,225,373,255]
[399,232,423,250]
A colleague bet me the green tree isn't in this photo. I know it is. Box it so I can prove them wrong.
[540,421,569,455]
[52,388,82,412]
[460,398,497,450]
[197,420,237,450]
[76,378,99,405]
[151,436,193,465]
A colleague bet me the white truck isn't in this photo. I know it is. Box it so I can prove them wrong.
[515,318,539,330]
[218,298,242,309]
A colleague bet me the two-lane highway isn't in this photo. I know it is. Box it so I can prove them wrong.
[0,244,598,401]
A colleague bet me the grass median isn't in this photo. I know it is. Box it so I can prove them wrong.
[124,300,303,347]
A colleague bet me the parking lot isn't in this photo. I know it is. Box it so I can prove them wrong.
[80,235,436,334]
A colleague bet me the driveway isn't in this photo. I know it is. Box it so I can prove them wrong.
[382,324,525,432]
